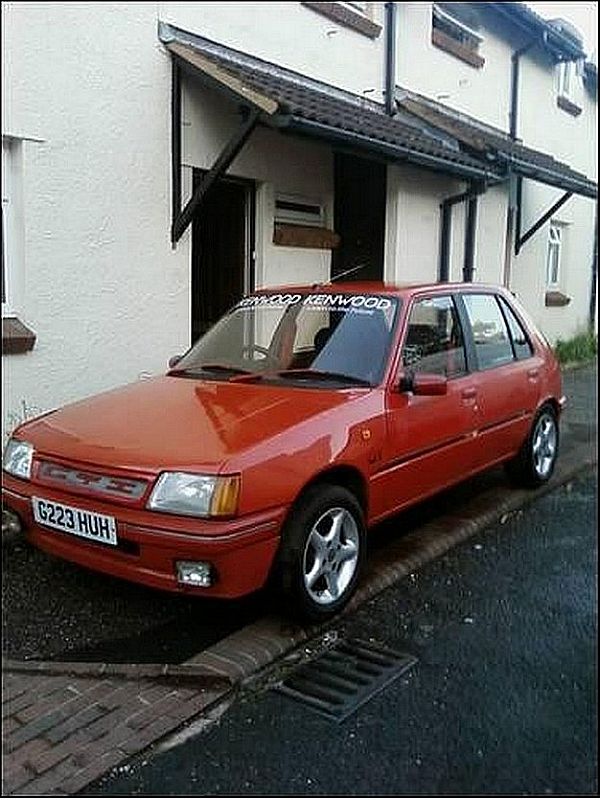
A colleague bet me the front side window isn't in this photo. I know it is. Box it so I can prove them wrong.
[546,223,562,286]
[402,295,467,378]
[171,292,399,387]
[462,294,514,371]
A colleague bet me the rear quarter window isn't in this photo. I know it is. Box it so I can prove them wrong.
[498,297,534,360]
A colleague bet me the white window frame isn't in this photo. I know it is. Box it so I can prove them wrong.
[557,61,576,99]
[2,137,19,315]
[339,1,368,16]
[546,222,563,287]
[432,4,484,49]
[274,193,325,228]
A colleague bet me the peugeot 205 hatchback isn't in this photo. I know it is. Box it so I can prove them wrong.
[2,283,564,620]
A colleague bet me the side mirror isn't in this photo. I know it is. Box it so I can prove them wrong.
[399,372,448,396]
[168,354,183,369]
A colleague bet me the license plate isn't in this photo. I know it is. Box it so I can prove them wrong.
[32,497,118,546]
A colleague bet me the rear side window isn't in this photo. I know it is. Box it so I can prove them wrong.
[402,295,467,377]
[462,294,514,370]
[498,298,534,360]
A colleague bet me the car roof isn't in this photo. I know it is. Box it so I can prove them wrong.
[252,281,509,299]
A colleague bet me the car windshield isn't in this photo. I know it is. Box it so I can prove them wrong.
[171,291,400,387]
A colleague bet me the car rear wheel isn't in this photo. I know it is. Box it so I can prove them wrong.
[275,485,366,622]
[505,404,559,488]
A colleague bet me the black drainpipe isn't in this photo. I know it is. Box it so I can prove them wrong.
[590,201,598,331]
[385,2,397,115]
[439,183,486,283]
[463,191,479,282]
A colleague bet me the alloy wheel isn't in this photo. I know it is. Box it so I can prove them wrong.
[532,411,557,479]
[302,507,360,606]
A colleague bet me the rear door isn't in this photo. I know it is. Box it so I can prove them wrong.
[371,293,480,520]
[457,291,541,468]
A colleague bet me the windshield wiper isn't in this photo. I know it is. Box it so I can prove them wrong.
[168,363,253,378]
[257,368,372,387]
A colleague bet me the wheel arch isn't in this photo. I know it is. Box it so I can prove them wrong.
[294,464,369,518]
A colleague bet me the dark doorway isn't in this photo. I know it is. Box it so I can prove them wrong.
[332,153,387,281]
[191,172,255,344]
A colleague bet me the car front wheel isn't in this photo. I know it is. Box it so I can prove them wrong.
[276,485,366,622]
[505,404,559,488]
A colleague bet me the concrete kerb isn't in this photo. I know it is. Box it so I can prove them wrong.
[182,439,597,689]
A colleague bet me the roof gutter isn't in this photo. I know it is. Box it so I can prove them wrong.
[497,152,597,199]
[489,3,586,61]
[283,116,500,182]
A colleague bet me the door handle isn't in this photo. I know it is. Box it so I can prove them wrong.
[527,368,539,379]
[461,387,477,399]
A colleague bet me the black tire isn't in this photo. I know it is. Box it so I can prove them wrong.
[275,484,366,623]
[505,404,559,488]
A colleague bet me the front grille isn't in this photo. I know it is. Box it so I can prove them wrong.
[36,461,148,503]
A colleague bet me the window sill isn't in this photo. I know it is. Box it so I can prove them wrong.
[274,223,340,249]
[302,2,382,39]
[431,28,485,69]
[556,94,582,117]
[545,291,571,308]
[2,316,37,354]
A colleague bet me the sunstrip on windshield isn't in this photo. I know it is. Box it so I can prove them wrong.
[238,293,394,311]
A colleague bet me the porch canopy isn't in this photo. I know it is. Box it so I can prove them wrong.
[160,22,597,244]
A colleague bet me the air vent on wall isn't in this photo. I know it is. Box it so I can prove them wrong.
[275,194,325,228]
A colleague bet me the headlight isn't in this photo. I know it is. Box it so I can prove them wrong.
[3,439,34,480]
[147,472,240,518]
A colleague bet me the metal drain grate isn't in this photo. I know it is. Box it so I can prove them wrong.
[275,638,417,722]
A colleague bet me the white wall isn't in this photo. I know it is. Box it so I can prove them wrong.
[511,51,597,342]
[2,2,190,439]
[473,184,509,285]
[1,1,339,438]
[395,2,516,132]
[159,1,386,102]
[394,2,596,342]
[385,164,464,284]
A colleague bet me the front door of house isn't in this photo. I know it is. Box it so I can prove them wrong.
[332,153,386,282]
[191,173,255,344]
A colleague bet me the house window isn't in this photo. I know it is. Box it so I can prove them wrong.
[431,3,484,68]
[556,60,583,116]
[546,223,563,287]
[301,2,381,39]
[340,1,367,14]
[2,136,36,355]
[557,61,575,99]
[2,137,16,313]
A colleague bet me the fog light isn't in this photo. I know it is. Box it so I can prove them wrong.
[175,560,214,587]
[2,508,23,537]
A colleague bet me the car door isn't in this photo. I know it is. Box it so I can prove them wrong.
[371,293,480,520]
[458,291,541,469]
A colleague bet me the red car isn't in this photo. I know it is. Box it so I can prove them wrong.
[2,282,563,620]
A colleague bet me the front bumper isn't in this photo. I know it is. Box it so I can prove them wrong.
[2,478,286,598]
